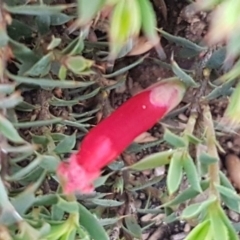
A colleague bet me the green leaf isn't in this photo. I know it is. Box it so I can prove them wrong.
[4,4,72,16]
[138,0,166,59]
[0,92,23,109]
[218,205,239,240]
[162,180,209,207]
[54,133,76,154]
[219,171,235,190]
[159,29,207,53]
[0,28,9,47]
[0,83,16,94]
[7,71,94,88]
[182,154,202,193]
[78,203,109,240]
[77,0,106,26]
[13,118,62,130]
[90,199,124,207]
[36,14,51,34]
[7,154,43,181]
[109,0,141,59]
[99,217,121,226]
[206,80,234,100]
[50,13,73,26]
[47,37,62,50]
[57,197,79,213]
[33,194,58,206]
[199,152,218,165]
[9,38,39,64]
[167,151,183,195]
[124,216,142,239]
[25,53,53,77]
[171,57,198,87]
[215,184,240,201]
[64,56,93,74]
[39,155,60,172]
[181,202,204,220]
[128,150,173,171]
[7,19,33,41]
[103,56,144,79]
[93,172,113,188]
[163,128,186,148]
[128,175,164,191]
[221,194,240,213]
[0,114,25,143]
[206,47,226,69]
[11,171,46,216]
[50,88,100,107]
[186,133,202,144]
[185,219,211,240]
[209,205,229,240]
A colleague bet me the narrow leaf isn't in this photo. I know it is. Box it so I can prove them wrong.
[182,154,202,193]
[0,114,25,143]
[167,151,183,195]
[128,150,173,171]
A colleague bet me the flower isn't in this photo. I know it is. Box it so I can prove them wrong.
[57,79,186,194]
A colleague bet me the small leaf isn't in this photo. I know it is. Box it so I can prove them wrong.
[221,194,240,213]
[103,56,144,78]
[54,133,76,154]
[186,133,202,144]
[124,216,142,239]
[57,197,79,213]
[138,0,165,60]
[7,154,42,181]
[219,171,235,190]
[50,13,73,26]
[163,128,186,148]
[94,172,113,188]
[185,219,211,240]
[47,37,62,50]
[128,150,173,171]
[182,153,202,193]
[0,114,25,143]
[90,199,124,207]
[33,194,58,206]
[4,4,72,16]
[171,57,198,87]
[6,71,94,89]
[159,29,207,53]
[167,151,183,195]
[181,202,203,220]
[25,52,53,77]
[215,184,240,201]
[39,155,60,172]
[78,203,109,240]
[209,205,229,240]
[99,217,121,226]
[217,204,239,240]
[109,0,141,59]
[129,175,164,191]
[199,152,218,165]
[13,118,62,129]
[64,55,94,74]
[0,91,23,109]
[77,0,106,26]
[206,47,226,69]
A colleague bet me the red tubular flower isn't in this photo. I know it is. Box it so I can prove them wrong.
[57,79,186,194]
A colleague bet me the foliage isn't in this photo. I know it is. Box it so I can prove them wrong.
[0,0,240,239]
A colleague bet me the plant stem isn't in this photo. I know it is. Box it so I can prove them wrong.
[203,105,220,200]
